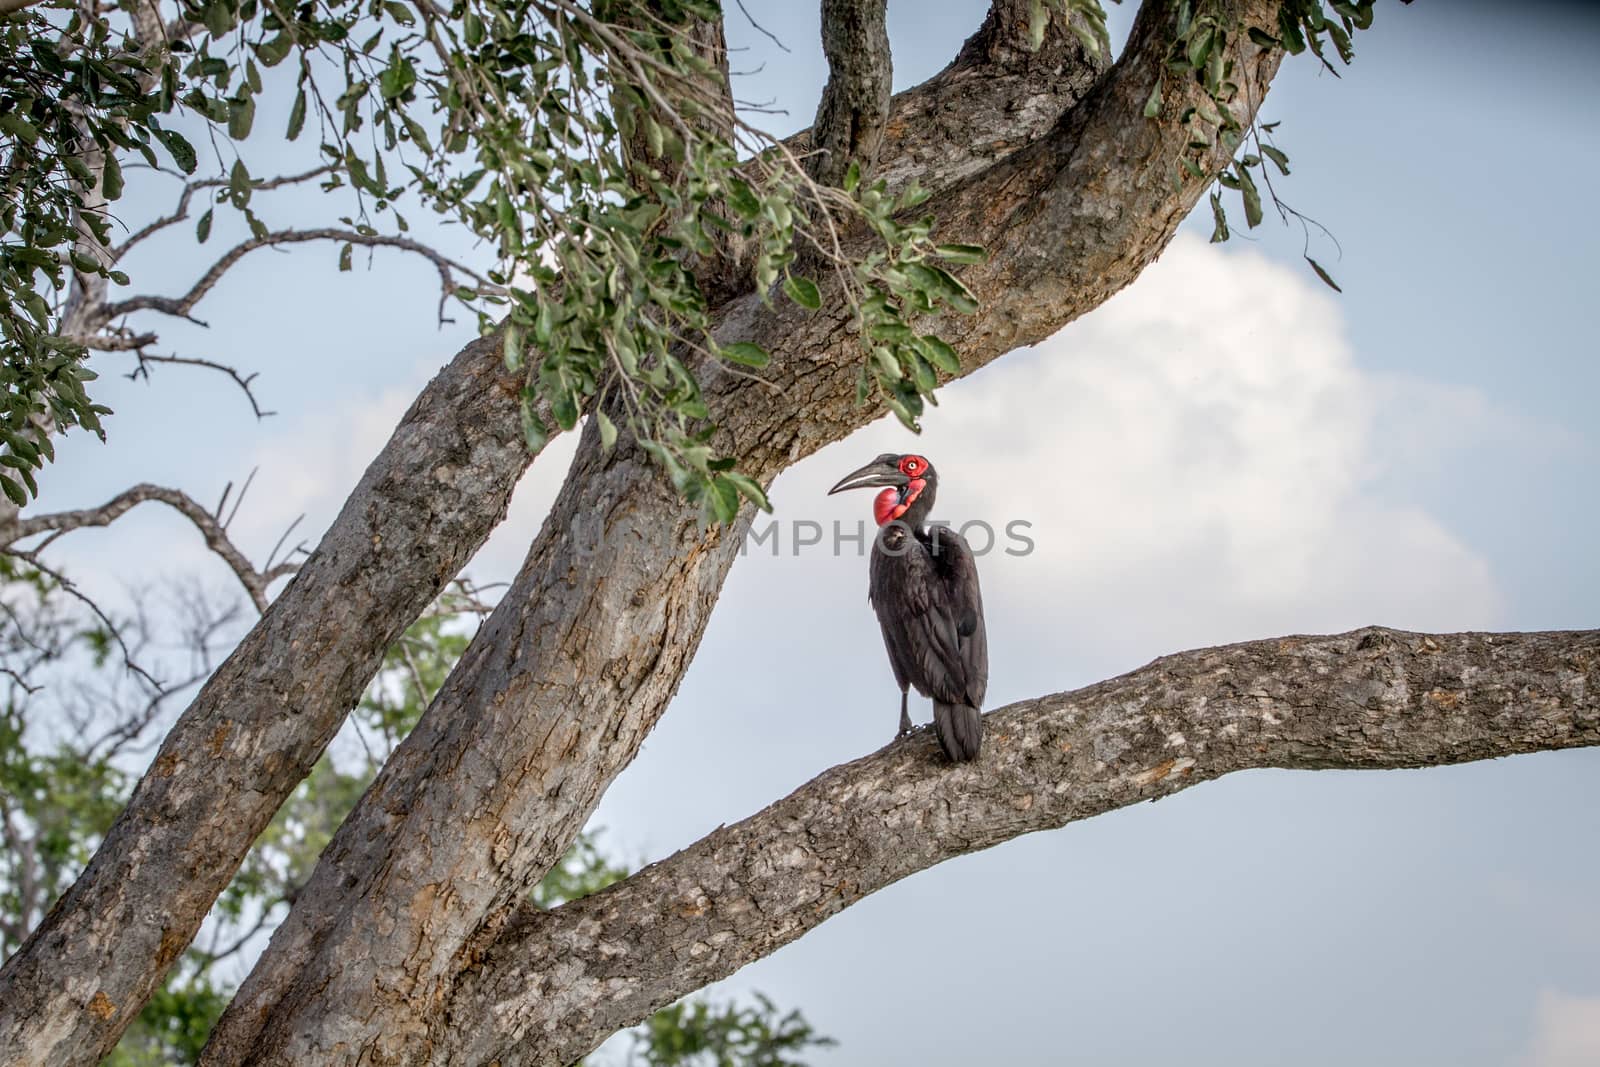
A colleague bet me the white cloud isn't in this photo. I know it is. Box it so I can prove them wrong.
[759,233,1502,690]
[1520,990,1600,1067]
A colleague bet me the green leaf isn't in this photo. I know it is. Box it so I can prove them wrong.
[935,244,985,265]
[783,275,821,310]
[1247,26,1281,49]
[202,0,235,37]
[1143,77,1163,120]
[101,154,124,200]
[720,342,770,368]
[724,178,760,220]
[706,475,740,524]
[842,159,861,194]
[1208,191,1229,243]
[257,32,294,66]
[287,88,307,141]
[154,127,197,174]
[551,387,580,431]
[519,393,548,453]
[595,409,618,451]
[723,471,771,512]
[228,96,256,139]
[1306,256,1342,293]
[1261,144,1290,175]
[338,243,353,271]
[0,474,26,507]
[1027,0,1049,50]
[0,112,40,146]
[918,335,961,374]
[503,324,523,371]
[196,209,213,243]
[229,158,251,205]
[1236,164,1263,228]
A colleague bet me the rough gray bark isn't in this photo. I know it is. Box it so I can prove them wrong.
[0,332,534,1065]
[808,0,892,185]
[203,2,1290,1064]
[440,626,1600,1066]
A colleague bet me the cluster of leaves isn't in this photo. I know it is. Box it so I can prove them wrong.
[0,568,830,1065]
[3,0,988,525]
[0,3,198,502]
[1142,0,1378,289]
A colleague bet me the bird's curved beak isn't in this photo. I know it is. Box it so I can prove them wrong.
[828,460,905,495]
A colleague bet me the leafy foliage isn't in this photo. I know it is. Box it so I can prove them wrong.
[0,0,983,523]
[1143,0,1380,289]
[0,1,197,503]
[629,994,834,1067]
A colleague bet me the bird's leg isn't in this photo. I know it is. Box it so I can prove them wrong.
[897,690,913,738]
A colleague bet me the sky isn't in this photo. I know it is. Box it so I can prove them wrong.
[24,1,1600,1064]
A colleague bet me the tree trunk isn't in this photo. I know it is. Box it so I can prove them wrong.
[438,626,1600,1065]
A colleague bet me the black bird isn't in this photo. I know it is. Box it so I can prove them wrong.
[829,453,988,761]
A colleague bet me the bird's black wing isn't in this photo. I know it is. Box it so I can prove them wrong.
[869,526,987,708]
[929,525,987,708]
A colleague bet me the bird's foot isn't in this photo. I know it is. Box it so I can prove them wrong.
[896,711,914,738]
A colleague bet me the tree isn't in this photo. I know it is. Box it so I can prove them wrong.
[1,0,1594,1064]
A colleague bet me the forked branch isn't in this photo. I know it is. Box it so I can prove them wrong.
[1,483,300,611]
[97,229,494,329]
[444,627,1600,1066]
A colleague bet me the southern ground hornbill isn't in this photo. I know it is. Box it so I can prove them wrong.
[829,453,989,761]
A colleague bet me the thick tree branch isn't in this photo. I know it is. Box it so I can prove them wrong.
[442,627,1600,1066]
[807,0,891,186]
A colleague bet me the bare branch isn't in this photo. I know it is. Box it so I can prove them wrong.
[732,0,789,53]
[443,627,1600,1065]
[97,228,494,330]
[127,353,276,419]
[0,484,294,611]
[111,165,338,261]
[808,0,891,185]
[0,550,162,689]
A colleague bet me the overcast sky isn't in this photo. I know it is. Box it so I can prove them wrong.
[30,1,1600,1064]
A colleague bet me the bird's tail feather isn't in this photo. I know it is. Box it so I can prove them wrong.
[933,702,982,762]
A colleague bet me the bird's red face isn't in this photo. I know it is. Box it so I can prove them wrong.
[896,454,929,479]
[827,453,935,526]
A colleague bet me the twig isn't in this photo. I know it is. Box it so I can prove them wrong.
[96,228,496,330]
[1,484,297,612]
[128,353,276,419]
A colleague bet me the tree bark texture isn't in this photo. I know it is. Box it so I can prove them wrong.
[0,4,1535,1067]
[808,0,893,186]
[440,627,1600,1065]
